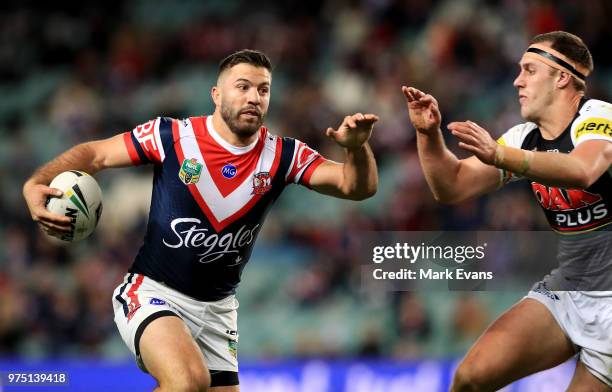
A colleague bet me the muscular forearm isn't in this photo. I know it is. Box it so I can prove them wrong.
[416,131,464,202]
[24,142,102,187]
[340,143,377,200]
[495,146,592,188]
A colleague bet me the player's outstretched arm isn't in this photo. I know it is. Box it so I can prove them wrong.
[307,113,378,200]
[402,86,501,204]
[23,134,133,231]
[449,120,612,188]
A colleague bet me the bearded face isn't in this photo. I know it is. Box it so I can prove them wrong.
[220,98,265,138]
[215,63,271,139]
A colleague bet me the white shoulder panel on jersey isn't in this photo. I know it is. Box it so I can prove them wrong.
[497,122,538,148]
[496,122,537,186]
[571,99,612,147]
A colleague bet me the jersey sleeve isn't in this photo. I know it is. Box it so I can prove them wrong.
[571,99,612,147]
[285,139,326,187]
[123,117,176,165]
[496,122,537,186]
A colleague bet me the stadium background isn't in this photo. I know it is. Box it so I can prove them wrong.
[1,0,611,390]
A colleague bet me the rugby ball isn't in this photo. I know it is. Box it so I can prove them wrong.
[45,170,103,242]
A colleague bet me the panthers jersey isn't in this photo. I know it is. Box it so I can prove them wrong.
[122,115,325,301]
[498,98,612,234]
[498,98,612,290]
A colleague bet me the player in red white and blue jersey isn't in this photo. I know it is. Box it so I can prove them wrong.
[23,49,378,391]
[122,110,327,302]
[404,32,612,391]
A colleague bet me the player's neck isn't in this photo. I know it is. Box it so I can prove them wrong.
[211,111,259,147]
[537,93,582,140]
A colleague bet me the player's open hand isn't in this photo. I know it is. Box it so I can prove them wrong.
[22,181,72,236]
[326,113,378,149]
[448,121,498,165]
[402,86,442,135]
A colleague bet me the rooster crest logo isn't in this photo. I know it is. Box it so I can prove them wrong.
[252,172,271,195]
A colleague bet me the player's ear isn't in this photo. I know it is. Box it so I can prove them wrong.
[556,71,573,89]
[211,86,221,106]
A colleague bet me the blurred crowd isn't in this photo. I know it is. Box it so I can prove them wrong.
[1,0,611,360]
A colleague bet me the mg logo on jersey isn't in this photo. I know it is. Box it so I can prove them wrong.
[179,158,203,185]
[222,164,237,179]
[252,172,271,195]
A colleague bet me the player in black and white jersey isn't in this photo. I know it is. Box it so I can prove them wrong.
[23,50,379,391]
[403,31,612,391]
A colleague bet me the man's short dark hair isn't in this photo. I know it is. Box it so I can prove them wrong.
[530,31,593,91]
[218,49,272,76]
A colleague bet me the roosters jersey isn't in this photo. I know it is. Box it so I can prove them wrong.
[498,98,612,290]
[122,115,324,301]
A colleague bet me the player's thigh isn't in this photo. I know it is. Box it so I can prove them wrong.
[140,314,210,388]
[453,298,575,389]
[567,357,612,392]
[210,386,239,392]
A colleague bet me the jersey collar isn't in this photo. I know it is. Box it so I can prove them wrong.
[206,115,260,155]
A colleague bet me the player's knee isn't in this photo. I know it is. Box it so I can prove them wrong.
[159,365,210,392]
[451,361,489,392]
